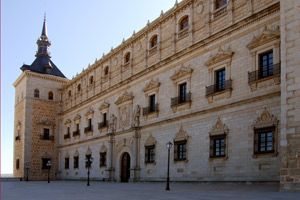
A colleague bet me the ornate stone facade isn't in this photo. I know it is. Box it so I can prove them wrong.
[13,0,300,191]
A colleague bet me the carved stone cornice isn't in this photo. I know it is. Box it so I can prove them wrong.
[115,92,134,105]
[205,47,234,67]
[170,65,193,81]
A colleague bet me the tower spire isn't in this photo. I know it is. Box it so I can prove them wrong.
[41,12,47,39]
[36,14,51,58]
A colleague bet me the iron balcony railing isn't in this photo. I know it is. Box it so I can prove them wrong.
[98,120,109,129]
[171,92,191,107]
[206,79,232,96]
[84,126,93,133]
[64,133,70,139]
[73,130,80,137]
[143,104,159,115]
[248,63,281,83]
[40,135,54,140]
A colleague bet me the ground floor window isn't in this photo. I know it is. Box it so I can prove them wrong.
[145,145,155,163]
[74,156,79,169]
[65,157,69,169]
[100,152,106,167]
[210,135,226,158]
[42,158,51,169]
[174,141,187,161]
[254,126,275,154]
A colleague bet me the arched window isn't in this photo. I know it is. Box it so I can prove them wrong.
[68,90,72,98]
[77,84,81,92]
[34,89,40,98]
[89,76,94,85]
[48,91,53,100]
[150,35,158,48]
[180,16,189,31]
[125,52,131,64]
[216,0,227,9]
[104,66,109,76]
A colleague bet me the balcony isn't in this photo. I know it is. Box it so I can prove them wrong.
[73,130,80,137]
[64,133,70,139]
[84,126,93,133]
[15,136,20,141]
[40,135,54,140]
[206,79,232,96]
[171,92,191,107]
[98,121,109,129]
[213,5,228,18]
[143,104,159,115]
[248,63,281,83]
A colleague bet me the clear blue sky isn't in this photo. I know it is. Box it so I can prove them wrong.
[1,0,181,174]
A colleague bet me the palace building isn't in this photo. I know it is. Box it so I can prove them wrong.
[13,0,300,191]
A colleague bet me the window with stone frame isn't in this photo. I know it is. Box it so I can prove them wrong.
[42,158,51,169]
[65,157,69,169]
[100,152,107,167]
[124,52,131,64]
[34,89,40,98]
[74,156,79,169]
[216,0,227,9]
[48,91,54,100]
[42,128,50,140]
[180,16,189,31]
[215,68,226,92]
[145,145,155,163]
[16,159,20,170]
[143,79,160,118]
[254,126,275,154]
[210,134,226,158]
[259,51,274,79]
[104,66,109,76]
[68,90,72,98]
[77,84,81,93]
[89,76,94,85]
[174,140,187,161]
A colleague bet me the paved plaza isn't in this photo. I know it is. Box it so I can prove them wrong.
[1,180,299,200]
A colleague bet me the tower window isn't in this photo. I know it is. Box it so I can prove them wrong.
[104,66,109,76]
[125,52,131,64]
[180,16,189,31]
[48,91,53,100]
[34,89,40,98]
[16,159,20,169]
[150,35,158,48]
[68,90,72,98]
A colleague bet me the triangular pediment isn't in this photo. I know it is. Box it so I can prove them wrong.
[145,133,156,146]
[174,126,188,141]
[115,92,134,105]
[73,114,81,122]
[100,144,107,153]
[210,118,229,135]
[170,65,193,81]
[85,108,94,117]
[99,102,110,111]
[86,147,92,155]
[74,150,79,156]
[143,79,160,92]
[246,26,280,50]
[254,107,278,126]
[64,119,71,125]
[205,47,234,67]
[40,118,55,127]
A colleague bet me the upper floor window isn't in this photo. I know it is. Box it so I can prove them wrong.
[100,152,107,167]
[68,90,72,98]
[216,0,227,9]
[104,66,109,76]
[180,16,189,31]
[179,82,187,103]
[150,35,158,48]
[89,76,94,85]
[34,89,40,98]
[77,84,81,93]
[260,51,273,78]
[48,91,53,100]
[125,52,131,64]
[216,69,226,92]
[42,158,51,169]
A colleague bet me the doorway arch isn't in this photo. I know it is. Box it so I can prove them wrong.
[120,152,130,182]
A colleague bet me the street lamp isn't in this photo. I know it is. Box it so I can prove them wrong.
[166,141,173,191]
[25,165,30,182]
[85,156,94,186]
[46,160,52,183]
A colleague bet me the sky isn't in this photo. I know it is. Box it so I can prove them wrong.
[1,0,182,174]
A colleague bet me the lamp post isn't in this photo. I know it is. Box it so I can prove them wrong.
[85,156,94,186]
[25,165,30,182]
[46,160,52,183]
[166,141,173,191]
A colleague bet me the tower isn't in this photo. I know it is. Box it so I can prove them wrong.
[13,15,68,180]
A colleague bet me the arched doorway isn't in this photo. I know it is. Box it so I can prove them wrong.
[120,152,130,182]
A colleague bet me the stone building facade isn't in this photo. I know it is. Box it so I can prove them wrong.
[13,0,300,191]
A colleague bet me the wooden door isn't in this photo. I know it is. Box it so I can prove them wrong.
[121,153,130,182]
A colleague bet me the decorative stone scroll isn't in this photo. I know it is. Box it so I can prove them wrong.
[73,114,81,123]
[115,92,134,105]
[100,144,107,153]
[99,102,110,111]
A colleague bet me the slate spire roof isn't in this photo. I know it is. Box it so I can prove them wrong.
[20,14,66,78]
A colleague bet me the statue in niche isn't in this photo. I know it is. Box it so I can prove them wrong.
[133,105,141,127]
[109,114,117,132]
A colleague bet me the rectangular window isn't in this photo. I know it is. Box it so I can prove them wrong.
[42,158,51,169]
[103,113,107,126]
[174,141,187,161]
[145,145,155,163]
[16,159,20,170]
[65,157,69,169]
[179,83,187,103]
[74,156,79,169]
[260,51,273,78]
[216,69,226,92]
[210,135,226,158]
[43,128,50,140]
[216,0,227,9]
[254,127,275,154]
[76,124,79,131]
[149,95,156,113]
[88,119,92,128]
[100,152,107,167]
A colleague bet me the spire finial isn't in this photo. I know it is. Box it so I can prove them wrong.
[41,13,48,39]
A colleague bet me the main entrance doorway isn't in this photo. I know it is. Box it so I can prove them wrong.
[121,152,130,182]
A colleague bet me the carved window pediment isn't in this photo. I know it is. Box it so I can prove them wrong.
[253,108,278,128]
[170,65,193,81]
[40,118,55,127]
[99,102,110,111]
[205,47,234,67]
[73,114,81,123]
[115,92,134,105]
[85,108,94,117]
[145,133,156,146]
[174,126,189,142]
[246,26,280,50]
[64,119,71,125]
[143,79,160,92]
[100,144,107,153]
[86,147,92,155]
[210,118,229,136]
[65,152,70,158]
[74,150,79,157]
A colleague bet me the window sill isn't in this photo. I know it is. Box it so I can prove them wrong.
[209,156,228,161]
[148,46,157,56]
[174,159,188,163]
[206,88,232,104]
[143,110,159,121]
[171,100,191,113]
[248,74,280,91]
[145,161,156,165]
[252,151,278,159]
[177,28,189,40]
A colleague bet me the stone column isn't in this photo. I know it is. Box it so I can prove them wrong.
[130,128,140,182]
[106,132,115,181]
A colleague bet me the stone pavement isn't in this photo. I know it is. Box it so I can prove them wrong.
[1,181,299,200]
